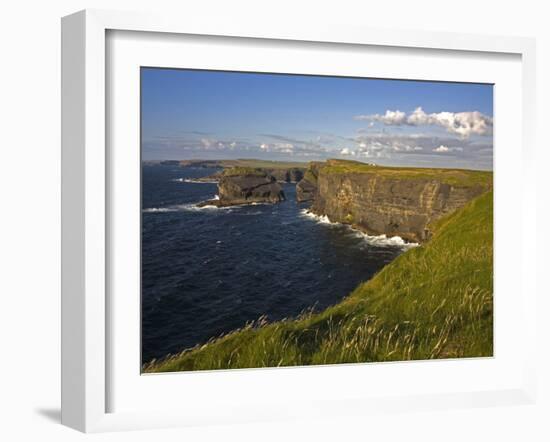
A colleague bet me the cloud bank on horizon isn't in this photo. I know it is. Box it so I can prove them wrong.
[141,69,493,170]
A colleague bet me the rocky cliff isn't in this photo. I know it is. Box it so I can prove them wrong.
[296,162,324,202]
[297,159,492,243]
[198,167,285,207]
[264,168,304,183]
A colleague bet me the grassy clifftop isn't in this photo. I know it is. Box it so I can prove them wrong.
[144,190,493,373]
[221,167,268,177]
[321,159,493,188]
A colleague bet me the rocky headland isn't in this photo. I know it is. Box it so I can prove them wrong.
[197,167,286,207]
[296,159,492,243]
[191,158,493,243]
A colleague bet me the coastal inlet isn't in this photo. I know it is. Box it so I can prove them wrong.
[141,164,410,364]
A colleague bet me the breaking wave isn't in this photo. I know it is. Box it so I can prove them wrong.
[143,203,227,213]
[143,198,277,215]
[173,178,219,184]
[300,209,418,250]
[142,207,178,213]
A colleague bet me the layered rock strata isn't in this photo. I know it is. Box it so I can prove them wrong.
[198,168,285,207]
[296,160,491,243]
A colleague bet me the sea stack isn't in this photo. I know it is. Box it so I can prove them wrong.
[198,167,285,207]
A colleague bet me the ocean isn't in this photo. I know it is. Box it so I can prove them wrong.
[141,164,412,363]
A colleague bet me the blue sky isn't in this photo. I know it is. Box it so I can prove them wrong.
[141,68,493,170]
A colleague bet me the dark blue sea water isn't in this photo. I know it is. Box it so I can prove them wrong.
[141,164,410,363]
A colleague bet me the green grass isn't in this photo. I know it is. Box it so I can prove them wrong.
[219,160,309,177]
[221,167,268,177]
[231,159,307,169]
[144,190,493,373]
[321,159,493,188]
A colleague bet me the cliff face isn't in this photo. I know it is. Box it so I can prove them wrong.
[219,174,285,205]
[298,160,492,243]
[296,162,323,202]
[296,179,317,202]
[265,168,304,183]
[198,168,285,207]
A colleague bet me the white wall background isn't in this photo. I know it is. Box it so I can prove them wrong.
[0,1,548,440]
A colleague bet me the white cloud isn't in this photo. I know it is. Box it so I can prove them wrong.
[354,107,493,139]
[353,133,475,160]
[432,144,464,153]
[407,107,492,138]
[275,143,294,152]
[392,143,423,152]
[258,142,295,153]
[340,147,355,155]
[355,109,407,125]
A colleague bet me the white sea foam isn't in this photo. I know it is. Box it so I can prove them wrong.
[142,207,178,213]
[355,231,418,250]
[300,209,418,250]
[173,178,218,184]
[143,203,211,213]
[300,210,333,224]
[143,201,233,214]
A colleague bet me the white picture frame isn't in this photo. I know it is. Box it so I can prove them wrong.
[61,9,537,433]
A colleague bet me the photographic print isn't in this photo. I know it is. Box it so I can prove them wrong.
[141,68,493,373]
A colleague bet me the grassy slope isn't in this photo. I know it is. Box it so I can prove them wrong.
[321,159,493,188]
[144,190,493,373]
